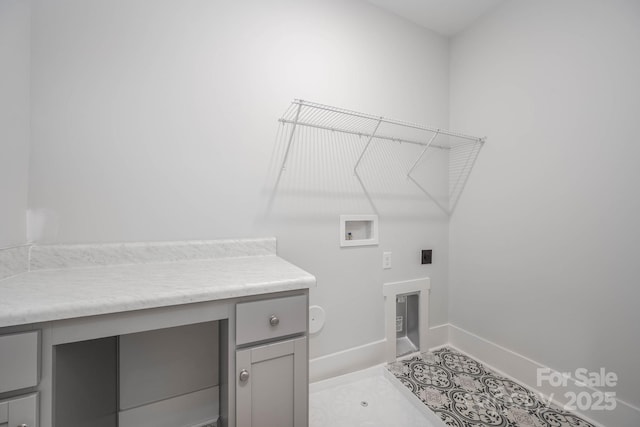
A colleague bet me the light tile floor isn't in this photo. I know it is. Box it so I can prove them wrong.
[310,347,599,427]
[309,366,444,427]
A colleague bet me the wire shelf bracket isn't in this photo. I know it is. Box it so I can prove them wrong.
[276,99,486,216]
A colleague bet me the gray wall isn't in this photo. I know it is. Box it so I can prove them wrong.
[449,0,640,409]
[0,0,30,248]
[26,0,451,359]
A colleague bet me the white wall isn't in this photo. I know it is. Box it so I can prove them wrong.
[0,0,30,248]
[28,0,451,360]
[450,0,640,412]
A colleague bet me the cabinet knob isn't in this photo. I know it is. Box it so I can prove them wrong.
[239,369,250,382]
[269,315,280,326]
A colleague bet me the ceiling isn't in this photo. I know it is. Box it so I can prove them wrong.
[365,0,506,36]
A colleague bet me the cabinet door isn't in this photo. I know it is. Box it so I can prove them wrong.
[236,337,307,427]
[0,393,38,427]
[0,331,39,394]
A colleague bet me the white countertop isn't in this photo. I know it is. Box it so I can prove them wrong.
[0,254,315,328]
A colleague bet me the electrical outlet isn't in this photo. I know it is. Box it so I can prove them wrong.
[383,251,392,269]
[421,249,432,264]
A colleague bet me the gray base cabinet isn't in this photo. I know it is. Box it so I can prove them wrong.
[0,330,40,427]
[0,331,39,394]
[234,292,309,427]
[0,290,309,427]
[235,337,307,427]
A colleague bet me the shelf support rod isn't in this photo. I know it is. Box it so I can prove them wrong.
[406,130,440,177]
[354,118,383,175]
[406,130,449,216]
[280,102,303,171]
[355,172,379,215]
[353,117,383,214]
[408,175,450,216]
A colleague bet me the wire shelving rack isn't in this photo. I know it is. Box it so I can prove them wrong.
[275,99,485,215]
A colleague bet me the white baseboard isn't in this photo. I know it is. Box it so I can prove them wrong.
[310,324,449,383]
[426,323,449,350]
[309,339,387,383]
[448,323,640,427]
[310,323,640,427]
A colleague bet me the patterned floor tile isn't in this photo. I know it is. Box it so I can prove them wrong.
[387,347,596,427]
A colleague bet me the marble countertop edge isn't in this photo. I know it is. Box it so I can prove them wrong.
[0,275,315,328]
[0,250,316,328]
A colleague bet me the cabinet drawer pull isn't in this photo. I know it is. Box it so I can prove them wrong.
[18,424,29,427]
[269,315,280,327]
[239,369,250,382]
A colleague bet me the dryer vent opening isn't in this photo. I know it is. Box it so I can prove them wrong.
[395,293,420,357]
[383,277,430,363]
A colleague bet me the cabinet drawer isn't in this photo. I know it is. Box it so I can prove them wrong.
[0,393,38,427]
[0,331,39,394]
[236,295,306,346]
